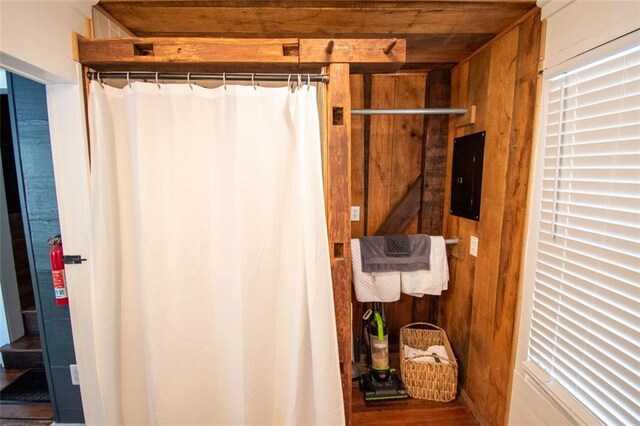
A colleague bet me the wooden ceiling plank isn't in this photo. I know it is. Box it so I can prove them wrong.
[99,1,536,6]
[98,4,535,36]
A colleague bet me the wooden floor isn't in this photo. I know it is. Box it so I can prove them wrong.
[352,354,480,425]
[0,368,53,424]
[3,364,479,425]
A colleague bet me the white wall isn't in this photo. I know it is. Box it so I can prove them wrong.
[0,1,99,422]
[509,1,640,424]
[0,1,94,83]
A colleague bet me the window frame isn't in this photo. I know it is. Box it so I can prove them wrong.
[512,29,640,425]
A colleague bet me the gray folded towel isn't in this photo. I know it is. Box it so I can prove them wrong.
[359,234,431,272]
[385,234,410,257]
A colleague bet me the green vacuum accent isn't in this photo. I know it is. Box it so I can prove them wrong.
[373,311,384,341]
[364,394,408,401]
[360,305,408,402]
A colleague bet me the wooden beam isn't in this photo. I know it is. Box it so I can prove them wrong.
[374,174,422,236]
[77,37,301,72]
[300,39,405,72]
[77,37,407,72]
[326,63,352,425]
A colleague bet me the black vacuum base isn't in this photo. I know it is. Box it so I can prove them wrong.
[359,371,408,401]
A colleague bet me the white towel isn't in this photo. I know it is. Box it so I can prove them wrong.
[400,236,449,297]
[351,239,401,302]
[403,344,450,364]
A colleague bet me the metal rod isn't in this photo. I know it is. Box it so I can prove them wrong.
[86,71,330,83]
[352,108,467,115]
[444,237,459,245]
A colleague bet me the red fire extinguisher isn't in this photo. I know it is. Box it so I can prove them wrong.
[48,235,68,306]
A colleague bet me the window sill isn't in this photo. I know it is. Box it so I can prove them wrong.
[522,360,602,426]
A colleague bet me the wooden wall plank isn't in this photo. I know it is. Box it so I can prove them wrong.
[439,54,475,387]
[366,76,396,236]
[360,74,428,346]
[438,11,542,426]
[387,74,426,343]
[419,69,450,236]
[413,68,451,324]
[390,74,426,234]
[466,27,518,424]
[326,63,352,425]
[350,75,365,239]
[492,13,542,425]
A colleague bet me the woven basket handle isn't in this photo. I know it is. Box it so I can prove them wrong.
[401,322,444,332]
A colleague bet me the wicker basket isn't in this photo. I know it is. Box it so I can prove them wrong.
[399,322,458,402]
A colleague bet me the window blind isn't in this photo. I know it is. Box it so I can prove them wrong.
[529,45,640,425]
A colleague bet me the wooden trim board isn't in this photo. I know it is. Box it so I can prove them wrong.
[326,63,353,425]
[76,37,406,72]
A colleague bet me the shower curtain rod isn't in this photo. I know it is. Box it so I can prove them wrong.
[352,108,467,115]
[86,71,330,83]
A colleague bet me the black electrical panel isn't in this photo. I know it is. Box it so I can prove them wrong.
[450,131,485,221]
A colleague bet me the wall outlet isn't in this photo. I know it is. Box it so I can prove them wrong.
[351,206,360,222]
[470,236,479,257]
[70,364,80,385]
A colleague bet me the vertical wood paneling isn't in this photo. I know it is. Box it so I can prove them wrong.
[439,59,476,386]
[353,73,429,347]
[326,63,352,425]
[389,75,426,235]
[493,15,542,424]
[366,76,395,236]
[466,27,518,419]
[439,11,543,426]
[350,75,365,239]
[414,69,451,324]
[386,74,426,344]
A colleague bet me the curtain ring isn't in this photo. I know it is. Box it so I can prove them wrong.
[287,74,293,92]
[297,74,302,89]
[252,73,256,90]
[97,72,104,88]
[126,72,131,88]
[223,72,227,90]
[187,72,193,90]
[307,73,311,91]
[155,72,161,89]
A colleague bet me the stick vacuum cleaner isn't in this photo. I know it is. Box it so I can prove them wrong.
[359,303,408,401]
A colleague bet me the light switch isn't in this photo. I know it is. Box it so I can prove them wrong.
[351,206,360,222]
[470,236,479,257]
[70,364,80,385]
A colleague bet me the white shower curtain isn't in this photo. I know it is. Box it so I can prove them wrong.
[86,81,344,425]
